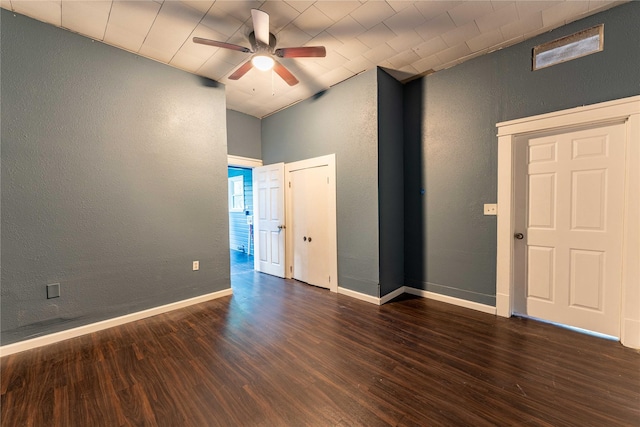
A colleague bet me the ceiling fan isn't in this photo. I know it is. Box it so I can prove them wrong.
[193,9,326,86]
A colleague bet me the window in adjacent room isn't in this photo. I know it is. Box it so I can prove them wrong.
[228,175,244,212]
[533,25,604,70]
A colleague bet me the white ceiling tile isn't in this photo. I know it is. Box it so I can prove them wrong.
[381,66,414,81]
[169,24,228,71]
[104,1,161,53]
[310,49,348,70]
[335,38,369,58]
[259,1,300,33]
[284,1,314,14]
[414,1,460,21]
[327,15,366,42]
[306,30,343,52]
[61,1,111,41]
[475,3,518,33]
[199,53,244,80]
[1,1,13,11]
[437,43,472,64]
[383,5,426,35]
[542,1,589,28]
[294,5,334,38]
[466,28,503,52]
[515,1,563,18]
[447,1,493,26]
[139,1,207,62]
[500,12,543,42]
[386,1,415,13]
[349,1,396,30]
[414,12,456,42]
[275,23,313,48]
[315,66,353,87]
[314,1,361,22]
[362,42,396,64]
[413,36,448,58]
[386,29,424,53]
[386,49,421,69]
[357,22,395,49]
[412,53,443,72]
[441,21,480,48]
[12,0,61,26]
[211,1,262,23]
[179,1,213,15]
[343,55,375,74]
[491,1,516,11]
[201,8,245,38]
[588,1,620,12]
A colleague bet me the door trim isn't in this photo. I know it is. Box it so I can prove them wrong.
[496,95,640,349]
[228,155,263,168]
[285,154,338,293]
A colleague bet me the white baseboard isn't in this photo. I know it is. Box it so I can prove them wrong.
[0,288,233,357]
[380,286,405,305]
[404,287,497,315]
[338,287,380,305]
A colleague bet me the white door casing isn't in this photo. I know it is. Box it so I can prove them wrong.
[516,123,626,337]
[496,95,640,349]
[291,166,330,289]
[253,163,286,278]
[285,154,338,293]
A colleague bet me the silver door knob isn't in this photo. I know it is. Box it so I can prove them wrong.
[514,233,524,240]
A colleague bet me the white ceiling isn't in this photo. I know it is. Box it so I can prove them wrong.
[1,0,625,118]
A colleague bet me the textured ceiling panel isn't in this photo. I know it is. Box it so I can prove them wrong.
[1,0,625,118]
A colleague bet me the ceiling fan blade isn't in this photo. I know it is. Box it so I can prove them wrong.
[251,9,270,46]
[273,61,299,86]
[193,37,250,53]
[275,46,327,58]
[229,60,254,80]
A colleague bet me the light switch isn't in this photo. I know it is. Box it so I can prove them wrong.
[484,204,497,216]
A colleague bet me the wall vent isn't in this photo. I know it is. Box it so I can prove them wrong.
[533,25,604,70]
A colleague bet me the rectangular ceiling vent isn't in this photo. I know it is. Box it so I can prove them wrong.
[533,25,604,71]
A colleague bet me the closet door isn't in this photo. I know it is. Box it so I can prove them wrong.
[291,166,330,289]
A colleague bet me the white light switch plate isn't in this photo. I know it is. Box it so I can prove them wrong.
[484,204,497,216]
[193,261,199,271]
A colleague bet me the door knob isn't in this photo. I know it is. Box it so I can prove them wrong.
[308,237,312,242]
[278,225,286,230]
[514,233,524,240]
[303,236,307,241]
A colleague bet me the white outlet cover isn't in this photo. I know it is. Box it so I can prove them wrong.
[193,261,199,271]
[484,203,497,216]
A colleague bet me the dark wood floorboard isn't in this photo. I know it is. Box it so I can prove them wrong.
[2,263,639,426]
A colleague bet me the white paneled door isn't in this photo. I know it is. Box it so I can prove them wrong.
[521,123,626,336]
[291,166,330,289]
[253,163,285,278]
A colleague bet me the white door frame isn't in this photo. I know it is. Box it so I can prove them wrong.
[228,155,263,169]
[284,154,338,293]
[496,95,640,349]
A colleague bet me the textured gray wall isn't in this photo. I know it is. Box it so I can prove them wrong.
[377,69,404,297]
[261,70,380,296]
[227,110,261,159]
[1,11,230,345]
[404,2,640,306]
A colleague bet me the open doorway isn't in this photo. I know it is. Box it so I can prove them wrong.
[228,166,254,276]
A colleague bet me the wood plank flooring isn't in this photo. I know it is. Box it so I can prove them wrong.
[2,266,639,426]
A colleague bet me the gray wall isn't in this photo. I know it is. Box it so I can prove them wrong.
[262,70,380,296]
[1,11,230,345]
[404,2,640,306]
[377,69,404,297]
[227,109,261,159]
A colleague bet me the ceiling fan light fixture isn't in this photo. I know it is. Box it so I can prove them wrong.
[251,55,274,71]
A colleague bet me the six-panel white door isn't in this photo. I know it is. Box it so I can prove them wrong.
[523,123,626,336]
[253,163,285,278]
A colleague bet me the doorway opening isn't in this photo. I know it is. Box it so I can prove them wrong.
[228,166,254,276]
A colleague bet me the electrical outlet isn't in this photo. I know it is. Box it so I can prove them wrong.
[193,261,199,271]
[484,203,497,216]
[47,283,60,299]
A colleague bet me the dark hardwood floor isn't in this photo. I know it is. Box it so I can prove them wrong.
[2,259,639,426]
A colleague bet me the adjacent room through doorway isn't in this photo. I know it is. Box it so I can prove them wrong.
[228,166,254,276]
